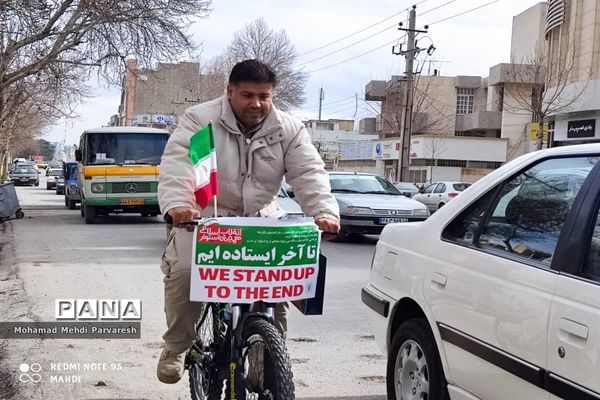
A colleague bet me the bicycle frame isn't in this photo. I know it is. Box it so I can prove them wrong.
[190,301,280,400]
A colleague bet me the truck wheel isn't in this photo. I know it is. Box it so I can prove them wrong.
[15,209,24,219]
[68,199,76,210]
[84,206,96,224]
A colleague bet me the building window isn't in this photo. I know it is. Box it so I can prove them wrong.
[437,159,467,167]
[467,161,503,169]
[409,169,428,184]
[456,88,475,115]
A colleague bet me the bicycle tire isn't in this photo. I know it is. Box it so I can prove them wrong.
[233,318,295,400]
[188,304,226,400]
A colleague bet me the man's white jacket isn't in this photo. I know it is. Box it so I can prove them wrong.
[158,96,340,221]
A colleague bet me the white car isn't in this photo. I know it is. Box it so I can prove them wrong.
[413,181,471,211]
[363,144,600,400]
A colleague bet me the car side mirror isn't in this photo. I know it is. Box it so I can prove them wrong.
[419,187,425,193]
[75,150,82,161]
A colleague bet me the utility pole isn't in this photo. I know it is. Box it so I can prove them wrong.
[392,5,429,182]
[318,87,324,120]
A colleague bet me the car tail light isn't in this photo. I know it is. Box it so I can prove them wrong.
[448,192,459,198]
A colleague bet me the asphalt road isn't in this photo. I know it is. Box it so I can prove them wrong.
[0,176,387,400]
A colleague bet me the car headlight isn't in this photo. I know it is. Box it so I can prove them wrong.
[346,206,374,215]
[90,183,105,193]
[413,208,430,217]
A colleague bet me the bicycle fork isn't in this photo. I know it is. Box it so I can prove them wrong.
[227,304,276,400]
[229,305,243,400]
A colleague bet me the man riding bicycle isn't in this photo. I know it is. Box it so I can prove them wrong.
[157,59,340,384]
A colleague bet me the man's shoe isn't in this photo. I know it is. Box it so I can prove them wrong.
[157,348,186,384]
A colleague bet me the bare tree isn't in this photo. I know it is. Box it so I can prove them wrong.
[423,135,447,184]
[0,0,212,178]
[214,18,307,110]
[374,75,454,138]
[0,66,86,179]
[502,43,589,151]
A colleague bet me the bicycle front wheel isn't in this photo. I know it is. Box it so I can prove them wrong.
[188,304,225,400]
[238,318,295,400]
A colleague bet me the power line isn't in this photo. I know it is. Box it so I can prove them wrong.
[305,0,460,74]
[426,0,501,26]
[303,98,357,112]
[296,95,357,111]
[306,36,406,74]
[296,22,401,68]
[297,0,432,58]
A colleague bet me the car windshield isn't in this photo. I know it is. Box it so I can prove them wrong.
[67,164,78,177]
[14,166,35,173]
[329,174,401,195]
[453,183,471,191]
[85,132,169,165]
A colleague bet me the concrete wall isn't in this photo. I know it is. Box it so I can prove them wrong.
[510,2,548,63]
[500,83,533,160]
[547,0,600,87]
[411,76,457,135]
[410,136,508,162]
[334,160,378,174]
[409,166,462,182]
[133,62,202,117]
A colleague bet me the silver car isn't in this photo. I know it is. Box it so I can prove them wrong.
[329,172,429,241]
[277,187,303,218]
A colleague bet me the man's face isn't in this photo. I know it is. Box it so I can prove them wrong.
[227,82,274,128]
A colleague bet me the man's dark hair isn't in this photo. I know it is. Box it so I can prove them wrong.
[229,59,277,86]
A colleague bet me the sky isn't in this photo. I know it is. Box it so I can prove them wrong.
[44,0,543,145]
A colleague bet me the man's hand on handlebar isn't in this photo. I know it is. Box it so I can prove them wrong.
[167,206,202,231]
[315,218,340,241]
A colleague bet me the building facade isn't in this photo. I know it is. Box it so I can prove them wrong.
[544,0,600,145]
[363,73,507,183]
[303,119,378,171]
[117,60,224,129]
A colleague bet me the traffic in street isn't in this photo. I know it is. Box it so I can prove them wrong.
[0,174,386,400]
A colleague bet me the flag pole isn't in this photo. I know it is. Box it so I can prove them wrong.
[213,195,217,218]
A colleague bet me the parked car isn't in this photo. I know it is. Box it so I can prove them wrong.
[412,181,471,211]
[55,176,65,195]
[328,172,429,241]
[46,161,62,176]
[393,182,420,198]
[362,144,600,400]
[46,168,63,190]
[277,187,303,218]
[9,164,39,186]
[63,162,81,209]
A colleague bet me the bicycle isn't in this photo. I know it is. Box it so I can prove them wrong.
[186,301,294,400]
[178,218,302,400]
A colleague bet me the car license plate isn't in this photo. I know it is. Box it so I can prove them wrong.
[20,178,28,181]
[378,217,409,224]
[121,199,144,205]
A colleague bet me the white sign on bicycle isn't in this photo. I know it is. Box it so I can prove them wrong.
[190,217,321,303]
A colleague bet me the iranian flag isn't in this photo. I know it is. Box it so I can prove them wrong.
[189,123,218,209]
